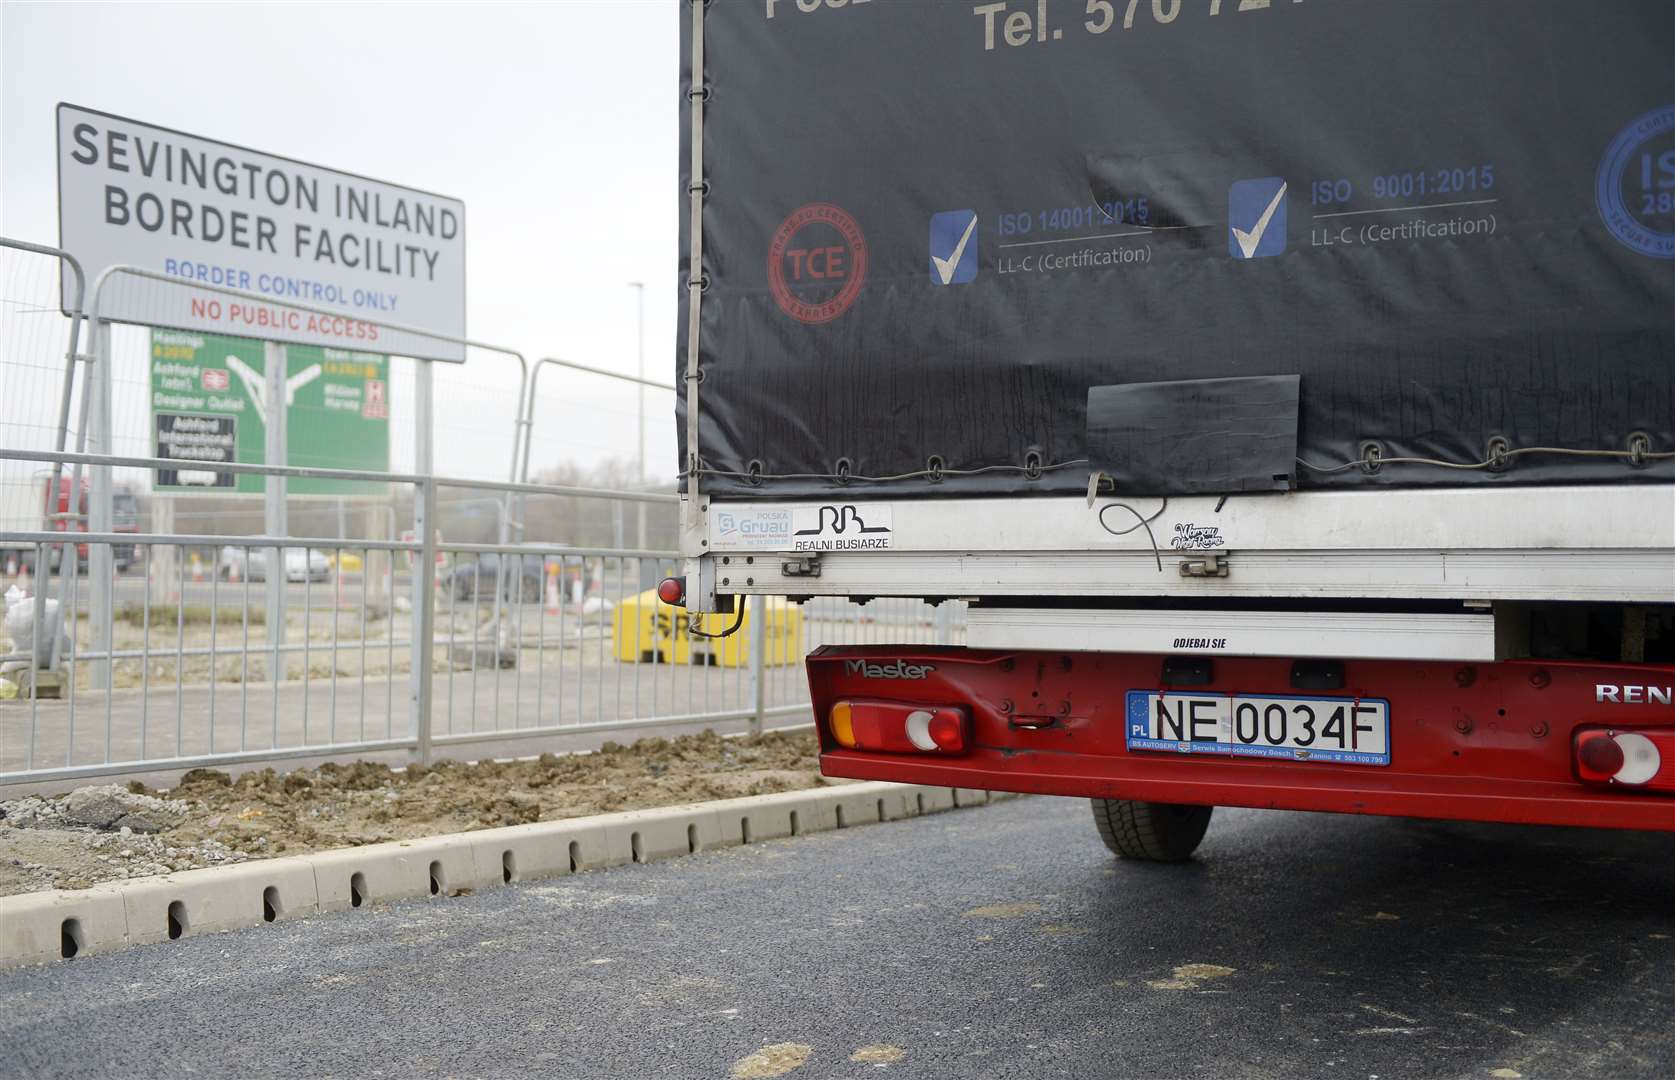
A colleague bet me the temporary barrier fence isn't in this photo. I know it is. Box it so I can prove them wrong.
[0,246,958,790]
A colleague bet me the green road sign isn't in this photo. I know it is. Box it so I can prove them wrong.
[150,329,390,496]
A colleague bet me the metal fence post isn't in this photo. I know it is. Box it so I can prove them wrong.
[412,478,438,766]
[749,593,767,735]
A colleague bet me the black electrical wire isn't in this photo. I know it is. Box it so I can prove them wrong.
[1097,498,1167,572]
[688,603,746,639]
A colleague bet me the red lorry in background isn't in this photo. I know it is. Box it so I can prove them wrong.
[0,473,137,574]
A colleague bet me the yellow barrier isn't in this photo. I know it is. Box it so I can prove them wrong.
[612,589,803,668]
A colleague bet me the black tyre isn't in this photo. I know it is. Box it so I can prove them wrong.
[1090,799,1213,862]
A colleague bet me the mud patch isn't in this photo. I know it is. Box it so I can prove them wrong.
[733,1042,813,1078]
[849,1045,905,1064]
[963,902,1042,919]
[1147,963,1236,991]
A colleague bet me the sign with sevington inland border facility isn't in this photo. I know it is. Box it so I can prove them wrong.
[59,103,465,362]
[151,328,390,497]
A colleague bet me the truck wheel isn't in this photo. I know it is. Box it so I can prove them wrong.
[1090,799,1213,862]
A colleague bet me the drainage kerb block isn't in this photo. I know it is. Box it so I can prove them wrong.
[309,835,483,913]
[465,818,613,882]
[911,786,959,815]
[120,857,319,945]
[819,781,909,827]
[710,789,828,844]
[600,805,724,864]
[0,885,129,968]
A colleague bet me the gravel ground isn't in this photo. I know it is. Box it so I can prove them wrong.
[0,728,821,896]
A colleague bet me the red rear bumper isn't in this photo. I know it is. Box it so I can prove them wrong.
[807,646,1675,832]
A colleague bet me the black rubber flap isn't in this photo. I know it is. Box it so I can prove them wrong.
[1087,375,1301,496]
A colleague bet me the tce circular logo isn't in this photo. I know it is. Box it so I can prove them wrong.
[1597,103,1675,260]
[767,203,868,323]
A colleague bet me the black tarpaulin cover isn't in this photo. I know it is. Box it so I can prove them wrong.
[678,0,1674,499]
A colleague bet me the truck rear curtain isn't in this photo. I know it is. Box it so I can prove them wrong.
[678,0,1675,499]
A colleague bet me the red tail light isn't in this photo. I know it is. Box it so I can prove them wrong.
[1575,728,1672,792]
[828,700,967,755]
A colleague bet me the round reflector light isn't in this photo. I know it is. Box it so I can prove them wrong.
[656,577,685,606]
[1578,731,1626,776]
[927,711,964,752]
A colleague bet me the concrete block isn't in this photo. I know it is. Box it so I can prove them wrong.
[869,785,922,821]
[817,783,884,827]
[709,790,811,845]
[819,782,898,828]
[308,835,482,913]
[120,858,319,946]
[953,788,991,808]
[0,885,128,969]
[908,786,959,815]
[467,817,618,881]
[602,805,723,864]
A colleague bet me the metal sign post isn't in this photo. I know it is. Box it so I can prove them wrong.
[410,360,436,761]
[87,320,113,691]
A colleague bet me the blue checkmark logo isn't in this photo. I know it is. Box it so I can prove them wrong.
[929,210,979,285]
[1228,177,1288,259]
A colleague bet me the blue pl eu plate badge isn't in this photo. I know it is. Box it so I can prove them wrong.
[1228,177,1288,259]
[929,210,980,285]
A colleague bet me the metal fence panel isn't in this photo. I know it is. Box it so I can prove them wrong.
[0,253,957,789]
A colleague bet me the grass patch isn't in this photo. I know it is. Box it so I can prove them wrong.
[115,605,266,627]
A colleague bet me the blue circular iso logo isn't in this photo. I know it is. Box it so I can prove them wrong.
[1596,104,1675,259]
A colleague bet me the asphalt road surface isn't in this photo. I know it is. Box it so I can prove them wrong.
[2,797,1671,1079]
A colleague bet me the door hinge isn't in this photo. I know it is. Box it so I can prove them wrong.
[781,555,822,578]
[1179,552,1229,578]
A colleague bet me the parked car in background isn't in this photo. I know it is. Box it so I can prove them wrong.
[445,552,548,602]
[218,546,330,583]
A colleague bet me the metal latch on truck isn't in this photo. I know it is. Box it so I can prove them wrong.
[1179,552,1229,578]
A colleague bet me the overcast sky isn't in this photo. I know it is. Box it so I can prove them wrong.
[0,1,679,500]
